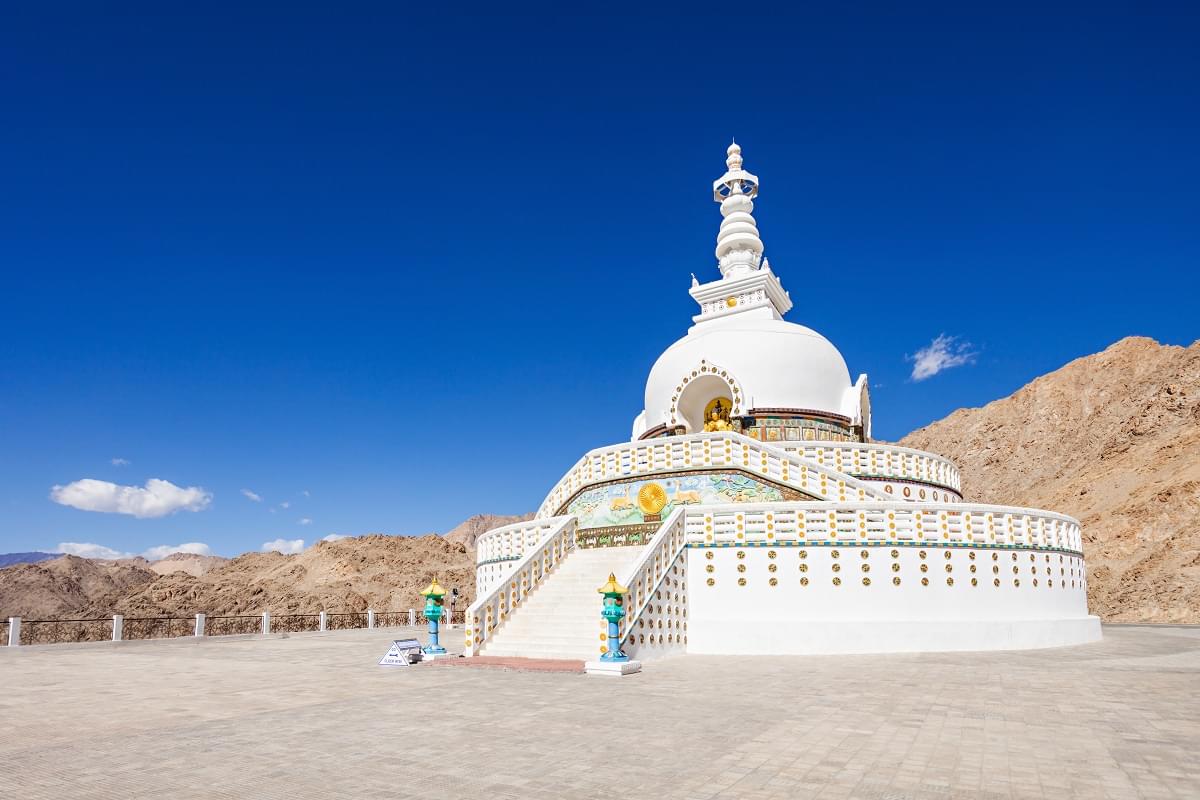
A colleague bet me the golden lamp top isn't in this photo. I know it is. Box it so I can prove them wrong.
[420,576,447,598]
[597,573,629,595]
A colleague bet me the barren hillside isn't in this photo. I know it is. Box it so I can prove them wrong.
[901,336,1200,622]
[0,517,519,619]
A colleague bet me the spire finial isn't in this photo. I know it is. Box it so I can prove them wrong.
[712,141,763,279]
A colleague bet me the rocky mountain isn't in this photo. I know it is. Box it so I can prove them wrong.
[443,513,535,548]
[900,336,1200,623]
[0,555,157,618]
[143,552,228,577]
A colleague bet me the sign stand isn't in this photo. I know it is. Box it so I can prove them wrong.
[378,638,424,667]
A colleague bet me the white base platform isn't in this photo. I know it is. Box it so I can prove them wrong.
[585,659,642,676]
[687,616,1102,656]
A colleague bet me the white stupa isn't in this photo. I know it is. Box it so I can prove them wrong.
[466,143,1100,663]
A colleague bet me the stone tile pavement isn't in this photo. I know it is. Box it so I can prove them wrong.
[0,624,1197,799]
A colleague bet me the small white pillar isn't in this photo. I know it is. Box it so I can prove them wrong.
[367,609,375,629]
[408,608,416,627]
[319,611,327,631]
[261,612,271,635]
[194,613,206,637]
[8,617,20,647]
[112,615,123,641]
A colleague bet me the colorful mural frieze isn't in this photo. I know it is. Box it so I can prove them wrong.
[566,472,803,533]
[743,415,855,443]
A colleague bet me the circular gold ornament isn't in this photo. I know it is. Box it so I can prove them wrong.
[637,482,668,515]
[725,296,737,308]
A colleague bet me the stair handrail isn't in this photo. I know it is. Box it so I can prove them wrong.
[464,514,576,657]
[611,507,689,658]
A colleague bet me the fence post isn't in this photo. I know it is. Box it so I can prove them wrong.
[367,609,375,629]
[408,608,415,627]
[319,611,327,631]
[195,613,206,637]
[8,617,20,647]
[262,612,271,635]
[112,614,123,642]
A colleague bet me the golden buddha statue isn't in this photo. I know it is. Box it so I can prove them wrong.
[703,399,733,432]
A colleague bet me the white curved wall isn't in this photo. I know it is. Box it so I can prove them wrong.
[641,317,856,432]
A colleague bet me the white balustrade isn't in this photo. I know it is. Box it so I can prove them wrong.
[465,515,576,657]
[613,509,689,661]
[776,441,961,493]
[474,517,575,595]
[682,502,1082,554]
[535,432,892,519]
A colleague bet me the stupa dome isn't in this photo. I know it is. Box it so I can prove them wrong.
[639,314,856,435]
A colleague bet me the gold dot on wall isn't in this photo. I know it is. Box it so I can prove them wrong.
[893,577,901,586]
[833,577,842,586]
[769,577,778,587]
[738,578,746,586]
[800,577,809,586]
[706,578,715,586]
[921,577,929,586]
[799,563,809,573]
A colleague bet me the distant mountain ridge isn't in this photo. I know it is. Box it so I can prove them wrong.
[0,515,530,619]
[0,552,57,569]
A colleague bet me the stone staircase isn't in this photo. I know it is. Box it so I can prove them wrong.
[480,545,645,661]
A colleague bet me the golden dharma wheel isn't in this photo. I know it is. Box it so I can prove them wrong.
[637,482,668,515]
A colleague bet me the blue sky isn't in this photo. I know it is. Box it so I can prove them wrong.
[1,3,1197,558]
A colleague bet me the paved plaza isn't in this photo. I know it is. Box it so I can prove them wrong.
[1,624,1198,799]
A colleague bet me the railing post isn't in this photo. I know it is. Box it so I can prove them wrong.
[367,609,375,629]
[261,612,271,635]
[8,617,20,647]
[408,608,415,627]
[194,613,206,637]
[112,615,123,642]
[319,611,327,631]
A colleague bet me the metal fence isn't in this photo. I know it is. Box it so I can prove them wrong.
[326,612,368,630]
[21,617,114,645]
[123,617,193,641]
[271,613,322,633]
[2,608,457,647]
[206,615,262,636]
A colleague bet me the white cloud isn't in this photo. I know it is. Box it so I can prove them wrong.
[279,501,290,509]
[142,542,213,561]
[111,458,130,466]
[302,490,311,498]
[241,488,263,502]
[321,534,348,543]
[908,334,977,381]
[55,542,134,560]
[299,517,313,526]
[262,538,305,554]
[50,478,212,518]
